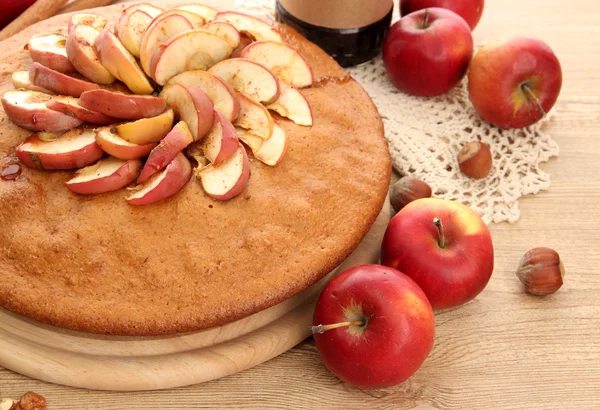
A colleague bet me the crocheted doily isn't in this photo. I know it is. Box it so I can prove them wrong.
[235,0,560,224]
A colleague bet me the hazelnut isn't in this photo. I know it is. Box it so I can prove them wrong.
[516,247,565,296]
[389,177,432,213]
[458,141,492,179]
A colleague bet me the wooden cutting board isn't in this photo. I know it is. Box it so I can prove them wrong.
[0,200,390,391]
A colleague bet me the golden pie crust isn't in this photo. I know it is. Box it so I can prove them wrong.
[0,2,391,335]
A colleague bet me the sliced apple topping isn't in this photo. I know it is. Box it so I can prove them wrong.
[155,9,207,28]
[115,108,174,145]
[126,152,192,206]
[151,29,233,86]
[201,110,239,166]
[66,157,141,195]
[235,92,274,139]
[94,28,154,94]
[241,41,314,88]
[67,24,116,85]
[16,128,103,170]
[28,34,74,74]
[115,9,154,57]
[1,90,82,132]
[68,13,108,31]
[95,127,157,160]
[209,58,280,104]
[197,144,250,201]
[172,4,219,22]
[267,82,313,126]
[252,123,288,166]
[202,21,240,49]
[79,89,167,120]
[29,62,99,97]
[46,96,117,125]
[138,121,195,183]
[166,70,239,122]
[214,11,282,42]
[11,71,53,94]
[139,13,194,76]
[160,83,214,141]
[236,127,263,152]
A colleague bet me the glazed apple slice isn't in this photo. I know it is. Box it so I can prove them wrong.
[68,13,107,31]
[139,13,194,75]
[160,83,214,141]
[115,108,174,145]
[208,58,280,104]
[66,157,141,195]
[11,71,53,94]
[1,90,82,132]
[16,128,103,170]
[95,127,157,160]
[241,41,314,88]
[47,96,117,125]
[201,110,239,165]
[28,34,74,74]
[94,28,154,94]
[155,9,206,27]
[66,24,116,85]
[202,21,240,49]
[137,121,194,183]
[29,62,99,98]
[79,89,167,120]
[198,144,250,201]
[235,92,274,139]
[151,29,233,86]
[267,82,313,126]
[172,4,218,21]
[115,9,153,57]
[126,152,192,206]
[214,11,282,42]
[237,123,288,166]
[166,70,239,122]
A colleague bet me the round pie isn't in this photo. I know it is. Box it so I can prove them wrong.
[0,1,391,335]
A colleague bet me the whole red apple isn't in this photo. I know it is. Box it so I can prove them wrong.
[0,0,37,30]
[468,36,562,129]
[312,264,435,389]
[400,0,485,31]
[381,198,494,309]
[382,8,474,97]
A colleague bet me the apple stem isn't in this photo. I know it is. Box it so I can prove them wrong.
[433,217,447,249]
[521,83,546,119]
[423,8,430,27]
[311,321,365,335]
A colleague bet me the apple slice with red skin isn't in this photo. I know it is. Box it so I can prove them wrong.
[28,34,74,74]
[236,126,263,152]
[66,24,116,85]
[94,28,154,95]
[312,264,435,389]
[115,9,153,57]
[139,13,194,76]
[241,41,313,88]
[11,71,53,94]
[66,157,141,195]
[16,128,103,170]
[79,89,167,120]
[202,21,240,49]
[137,121,194,183]
[160,83,215,141]
[126,152,192,206]
[68,13,107,31]
[95,127,156,160]
[154,9,206,28]
[46,96,117,125]
[166,70,240,122]
[235,92,274,139]
[172,4,218,21]
[200,110,239,166]
[151,29,233,86]
[267,81,313,126]
[197,144,250,201]
[214,11,282,42]
[29,62,99,97]
[115,108,175,145]
[237,123,287,166]
[209,58,280,104]
[1,90,82,132]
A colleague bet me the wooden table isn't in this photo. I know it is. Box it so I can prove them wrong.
[2,0,599,408]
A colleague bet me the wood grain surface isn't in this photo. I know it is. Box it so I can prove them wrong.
[1,0,600,408]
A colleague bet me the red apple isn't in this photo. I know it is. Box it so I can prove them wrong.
[468,36,562,129]
[382,8,473,97]
[381,198,494,309]
[312,264,435,389]
[400,0,485,31]
[0,0,37,30]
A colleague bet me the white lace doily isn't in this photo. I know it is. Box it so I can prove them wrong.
[235,0,559,224]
